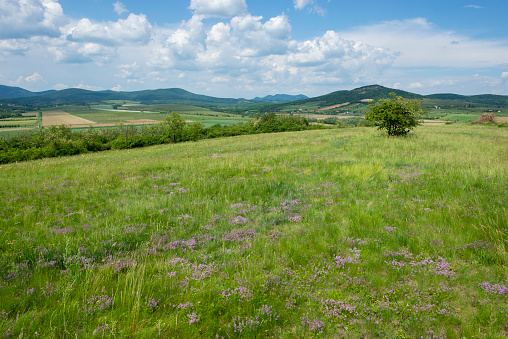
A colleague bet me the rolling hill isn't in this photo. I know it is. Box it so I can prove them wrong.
[1,84,508,109]
[0,85,55,99]
[251,94,308,103]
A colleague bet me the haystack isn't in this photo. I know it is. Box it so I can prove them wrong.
[472,113,496,124]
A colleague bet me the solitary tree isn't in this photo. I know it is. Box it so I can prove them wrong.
[366,93,424,136]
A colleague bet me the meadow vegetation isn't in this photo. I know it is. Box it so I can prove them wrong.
[0,113,310,164]
[0,124,506,338]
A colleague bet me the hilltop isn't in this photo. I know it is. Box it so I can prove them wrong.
[1,84,508,109]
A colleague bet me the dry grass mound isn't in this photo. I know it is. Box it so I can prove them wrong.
[472,113,496,124]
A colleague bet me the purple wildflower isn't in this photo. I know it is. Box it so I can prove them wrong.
[228,216,248,225]
[187,313,199,325]
[479,282,508,295]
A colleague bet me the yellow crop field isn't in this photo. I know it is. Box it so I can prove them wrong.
[42,111,95,127]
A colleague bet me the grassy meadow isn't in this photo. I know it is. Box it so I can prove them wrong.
[0,125,507,338]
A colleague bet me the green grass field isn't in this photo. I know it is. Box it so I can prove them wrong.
[0,125,507,338]
[0,104,250,138]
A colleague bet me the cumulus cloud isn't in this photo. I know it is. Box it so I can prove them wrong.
[0,40,29,56]
[148,12,394,93]
[149,13,294,71]
[26,72,44,82]
[189,0,247,18]
[0,0,66,39]
[53,83,69,90]
[408,82,424,89]
[13,72,44,85]
[75,83,104,91]
[113,1,128,15]
[115,62,143,82]
[66,13,152,46]
[342,18,508,68]
[501,72,508,85]
[49,40,116,64]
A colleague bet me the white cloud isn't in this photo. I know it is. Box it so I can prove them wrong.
[66,13,152,46]
[49,39,116,64]
[465,5,482,9]
[0,39,29,56]
[13,72,44,85]
[293,0,326,16]
[75,83,104,91]
[113,1,128,16]
[51,82,103,91]
[294,0,313,10]
[0,0,65,39]
[501,72,508,85]
[147,13,394,95]
[408,82,423,89]
[115,62,141,81]
[189,0,247,18]
[53,83,69,90]
[26,72,43,82]
[342,18,508,68]
[285,31,394,79]
[211,76,230,83]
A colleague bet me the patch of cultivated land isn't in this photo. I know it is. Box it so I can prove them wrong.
[317,102,350,112]
[302,113,360,120]
[42,110,95,126]
[422,119,446,125]
[0,125,507,338]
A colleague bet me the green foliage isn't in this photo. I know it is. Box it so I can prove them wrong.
[0,112,310,164]
[366,93,424,136]
[254,113,308,133]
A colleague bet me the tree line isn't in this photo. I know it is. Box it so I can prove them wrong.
[0,113,315,164]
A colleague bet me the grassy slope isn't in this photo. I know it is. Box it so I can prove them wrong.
[0,125,507,338]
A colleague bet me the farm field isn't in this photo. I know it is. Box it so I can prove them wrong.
[0,103,250,138]
[0,125,506,338]
[276,97,508,124]
[41,111,95,127]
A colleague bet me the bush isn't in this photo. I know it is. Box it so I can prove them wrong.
[0,112,313,164]
[366,93,423,136]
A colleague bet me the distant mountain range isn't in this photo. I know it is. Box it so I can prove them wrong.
[0,85,55,99]
[251,94,308,103]
[1,84,507,108]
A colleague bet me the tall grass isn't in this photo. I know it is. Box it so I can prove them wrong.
[0,124,506,338]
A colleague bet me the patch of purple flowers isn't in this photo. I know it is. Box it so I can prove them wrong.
[301,314,325,334]
[228,216,248,225]
[479,281,508,295]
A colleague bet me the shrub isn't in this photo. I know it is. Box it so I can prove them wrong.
[366,93,423,136]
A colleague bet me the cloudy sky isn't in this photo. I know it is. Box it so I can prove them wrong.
[1,0,507,98]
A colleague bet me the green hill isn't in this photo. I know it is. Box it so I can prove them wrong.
[0,85,55,99]
[262,85,423,111]
[427,93,508,106]
[2,87,244,107]
[2,83,508,109]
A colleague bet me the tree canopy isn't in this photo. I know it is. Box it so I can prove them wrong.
[366,93,424,136]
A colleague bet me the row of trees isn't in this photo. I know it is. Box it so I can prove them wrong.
[0,113,313,164]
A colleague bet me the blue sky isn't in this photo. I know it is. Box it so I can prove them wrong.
[0,0,507,98]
